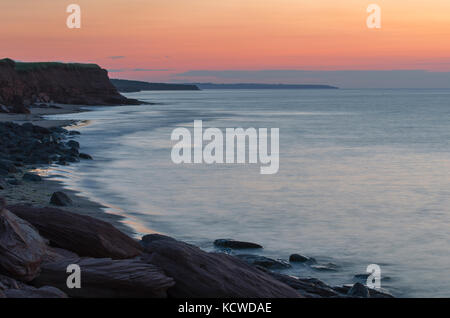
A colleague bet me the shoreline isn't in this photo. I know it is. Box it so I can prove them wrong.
[0,104,137,236]
[0,103,393,298]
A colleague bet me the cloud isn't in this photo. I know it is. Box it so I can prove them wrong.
[108,56,126,60]
[107,69,125,73]
[174,70,450,88]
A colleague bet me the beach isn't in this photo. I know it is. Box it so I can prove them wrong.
[0,104,135,235]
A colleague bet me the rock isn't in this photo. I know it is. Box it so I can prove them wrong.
[79,153,93,160]
[33,257,174,298]
[0,58,141,108]
[50,191,72,206]
[214,239,262,249]
[7,205,143,259]
[235,254,291,270]
[289,254,316,264]
[263,270,341,298]
[69,131,81,136]
[140,234,301,298]
[334,284,394,298]
[0,275,67,298]
[22,173,42,182]
[66,140,80,149]
[0,206,47,281]
[347,282,370,298]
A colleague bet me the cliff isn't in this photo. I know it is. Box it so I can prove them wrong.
[111,79,199,92]
[0,58,141,114]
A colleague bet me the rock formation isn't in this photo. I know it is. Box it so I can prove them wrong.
[0,58,141,113]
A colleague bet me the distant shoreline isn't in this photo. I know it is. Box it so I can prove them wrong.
[111,78,338,93]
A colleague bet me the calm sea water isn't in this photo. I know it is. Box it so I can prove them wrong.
[45,89,450,297]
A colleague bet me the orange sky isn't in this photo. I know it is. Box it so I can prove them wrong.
[1,0,450,82]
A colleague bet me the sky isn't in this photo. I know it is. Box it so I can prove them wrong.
[1,0,450,87]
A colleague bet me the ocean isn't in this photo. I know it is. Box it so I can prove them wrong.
[45,89,450,297]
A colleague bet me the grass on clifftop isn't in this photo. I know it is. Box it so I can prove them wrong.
[0,58,100,71]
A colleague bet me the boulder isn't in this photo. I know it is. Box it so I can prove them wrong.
[50,191,72,206]
[140,234,301,298]
[7,205,143,259]
[235,254,291,270]
[0,205,47,281]
[0,274,66,298]
[214,239,262,249]
[79,153,93,160]
[33,257,174,298]
[289,253,316,264]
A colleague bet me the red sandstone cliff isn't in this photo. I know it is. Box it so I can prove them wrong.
[0,58,140,113]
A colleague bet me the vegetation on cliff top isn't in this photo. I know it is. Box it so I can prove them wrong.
[0,58,100,72]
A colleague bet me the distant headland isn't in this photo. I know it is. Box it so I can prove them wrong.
[0,58,142,114]
[111,79,338,93]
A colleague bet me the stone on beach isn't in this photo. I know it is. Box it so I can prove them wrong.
[289,253,316,264]
[140,234,301,298]
[33,257,174,298]
[79,153,93,160]
[0,205,47,282]
[50,191,72,206]
[214,239,263,249]
[7,205,143,259]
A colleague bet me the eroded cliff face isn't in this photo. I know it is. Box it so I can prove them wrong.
[0,58,139,113]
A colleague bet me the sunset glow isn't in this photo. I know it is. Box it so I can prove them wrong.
[1,0,450,82]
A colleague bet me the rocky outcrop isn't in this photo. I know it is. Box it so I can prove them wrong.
[0,275,67,298]
[214,239,263,249]
[7,205,143,259]
[0,207,47,282]
[0,122,91,166]
[33,257,175,298]
[140,234,302,298]
[0,58,141,113]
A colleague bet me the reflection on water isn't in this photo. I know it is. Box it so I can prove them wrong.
[45,89,450,297]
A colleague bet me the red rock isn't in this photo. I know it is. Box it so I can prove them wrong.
[0,58,139,113]
[0,274,67,298]
[141,234,302,298]
[7,205,143,259]
[0,206,47,282]
[33,257,174,298]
